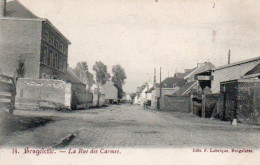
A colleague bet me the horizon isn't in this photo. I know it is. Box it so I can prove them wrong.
[10,0,260,92]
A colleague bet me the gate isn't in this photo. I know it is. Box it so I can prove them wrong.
[0,74,17,114]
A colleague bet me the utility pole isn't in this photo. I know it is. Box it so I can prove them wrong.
[160,67,162,98]
[153,68,156,87]
[228,49,231,64]
[157,67,162,110]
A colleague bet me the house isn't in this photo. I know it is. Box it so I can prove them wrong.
[196,56,260,93]
[138,83,153,106]
[149,87,179,108]
[171,62,215,96]
[0,0,71,80]
[133,83,153,105]
[66,68,93,109]
[194,56,260,122]
[100,81,118,103]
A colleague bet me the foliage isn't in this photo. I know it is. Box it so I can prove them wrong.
[130,93,136,100]
[93,61,111,86]
[112,64,127,99]
[73,61,95,90]
[16,55,25,78]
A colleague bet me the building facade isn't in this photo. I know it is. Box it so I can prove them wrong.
[0,0,71,81]
[100,81,118,102]
[196,56,260,94]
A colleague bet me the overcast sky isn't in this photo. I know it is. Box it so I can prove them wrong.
[16,0,260,92]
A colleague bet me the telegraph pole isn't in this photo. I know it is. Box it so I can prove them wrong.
[160,67,162,98]
[228,49,231,64]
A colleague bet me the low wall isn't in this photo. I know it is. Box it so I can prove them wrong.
[15,78,71,110]
[160,95,191,112]
[92,94,105,107]
[71,89,93,109]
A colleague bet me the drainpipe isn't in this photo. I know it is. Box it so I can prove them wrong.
[0,0,6,17]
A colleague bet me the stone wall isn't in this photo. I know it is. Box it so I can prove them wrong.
[237,81,259,124]
[220,80,260,124]
[160,95,191,113]
[15,78,71,110]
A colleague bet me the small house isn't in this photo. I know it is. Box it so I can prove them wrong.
[100,81,118,103]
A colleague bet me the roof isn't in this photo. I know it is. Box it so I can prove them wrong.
[66,68,86,86]
[171,81,196,96]
[159,77,187,88]
[175,73,185,79]
[183,67,197,78]
[3,0,71,44]
[244,63,260,76]
[6,0,39,18]
[212,56,260,71]
[184,62,215,80]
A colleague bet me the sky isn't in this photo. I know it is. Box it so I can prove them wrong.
[15,0,260,93]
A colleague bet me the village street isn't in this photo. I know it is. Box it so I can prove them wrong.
[0,104,260,149]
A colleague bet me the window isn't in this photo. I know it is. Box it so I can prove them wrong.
[49,36,54,45]
[41,46,48,64]
[61,58,64,72]
[47,49,52,66]
[59,44,63,52]
[54,40,59,48]
[58,56,63,71]
[43,32,48,41]
[57,55,60,71]
[63,59,67,72]
[54,54,58,69]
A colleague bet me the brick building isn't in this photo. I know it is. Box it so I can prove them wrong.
[0,0,71,80]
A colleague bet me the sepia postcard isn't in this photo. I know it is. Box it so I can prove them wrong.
[0,0,260,164]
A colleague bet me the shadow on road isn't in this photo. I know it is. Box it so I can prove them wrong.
[0,111,55,137]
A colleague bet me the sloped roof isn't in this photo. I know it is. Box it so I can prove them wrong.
[184,62,215,80]
[175,73,185,79]
[212,56,260,71]
[6,0,39,18]
[4,0,71,44]
[66,68,86,86]
[183,67,197,78]
[159,76,187,89]
[171,81,196,96]
[244,63,260,76]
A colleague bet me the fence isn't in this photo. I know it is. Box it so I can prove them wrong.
[160,95,191,113]
[0,74,17,114]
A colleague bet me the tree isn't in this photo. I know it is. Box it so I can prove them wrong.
[112,64,127,99]
[130,93,136,100]
[93,61,111,86]
[73,61,95,90]
[16,55,25,78]
[73,61,88,81]
[93,61,111,107]
[85,71,95,91]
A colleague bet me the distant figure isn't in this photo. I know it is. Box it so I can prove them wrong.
[131,100,133,105]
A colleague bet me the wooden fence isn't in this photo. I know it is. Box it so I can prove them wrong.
[0,74,17,114]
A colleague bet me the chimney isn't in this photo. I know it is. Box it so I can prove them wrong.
[228,49,231,64]
[0,0,6,17]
